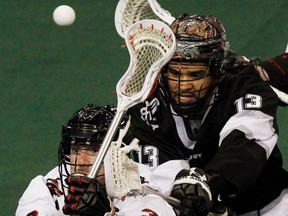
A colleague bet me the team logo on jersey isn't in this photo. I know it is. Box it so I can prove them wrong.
[141,208,158,216]
[27,210,39,216]
[46,178,63,210]
[46,178,63,197]
[140,98,160,130]
[188,153,202,160]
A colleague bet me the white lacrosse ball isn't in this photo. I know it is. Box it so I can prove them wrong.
[53,5,76,26]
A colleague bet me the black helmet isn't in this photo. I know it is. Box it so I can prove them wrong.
[59,104,115,157]
[160,14,229,117]
[58,104,116,189]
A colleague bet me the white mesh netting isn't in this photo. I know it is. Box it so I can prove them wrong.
[104,117,142,198]
[115,0,175,38]
[110,138,141,197]
[121,0,160,35]
[124,25,173,96]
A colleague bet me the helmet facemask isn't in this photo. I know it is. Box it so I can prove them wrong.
[69,142,100,175]
[162,58,219,117]
[58,104,116,193]
[160,14,228,117]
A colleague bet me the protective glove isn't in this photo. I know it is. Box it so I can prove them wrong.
[208,200,232,216]
[63,173,111,216]
[170,168,212,216]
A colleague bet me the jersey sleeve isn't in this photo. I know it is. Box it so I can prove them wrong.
[205,65,280,194]
[16,175,63,216]
[261,53,288,94]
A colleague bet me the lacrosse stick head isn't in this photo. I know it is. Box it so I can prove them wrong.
[115,19,176,112]
[148,0,175,24]
[87,20,174,180]
[104,139,141,198]
[104,117,141,198]
[115,0,175,38]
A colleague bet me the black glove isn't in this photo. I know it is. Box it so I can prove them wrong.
[170,168,212,216]
[208,200,232,216]
[63,173,111,216]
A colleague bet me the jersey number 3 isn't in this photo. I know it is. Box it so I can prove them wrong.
[137,145,159,167]
[235,94,262,112]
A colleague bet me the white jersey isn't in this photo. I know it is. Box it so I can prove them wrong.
[16,160,189,216]
[113,160,189,216]
[139,159,190,194]
[113,194,175,216]
[16,167,65,216]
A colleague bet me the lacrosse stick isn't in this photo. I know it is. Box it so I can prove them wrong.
[104,116,142,198]
[115,0,175,38]
[88,19,176,179]
[270,86,288,104]
[102,116,228,213]
[103,129,229,214]
[103,115,181,206]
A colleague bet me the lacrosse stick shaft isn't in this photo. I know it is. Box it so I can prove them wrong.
[270,85,288,104]
[89,19,175,181]
[87,110,125,179]
[141,185,180,209]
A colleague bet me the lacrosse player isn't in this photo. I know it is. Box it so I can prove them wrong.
[16,104,114,216]
[127,14,288,216]
[16,104,177,216]
[222,48,288,106]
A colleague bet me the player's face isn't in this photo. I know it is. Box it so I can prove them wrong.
[70,146,105,185]
[166,61,214,105]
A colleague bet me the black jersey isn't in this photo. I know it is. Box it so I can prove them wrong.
[128,64,288,214]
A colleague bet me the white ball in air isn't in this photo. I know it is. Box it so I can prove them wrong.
[53,5,76,26]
